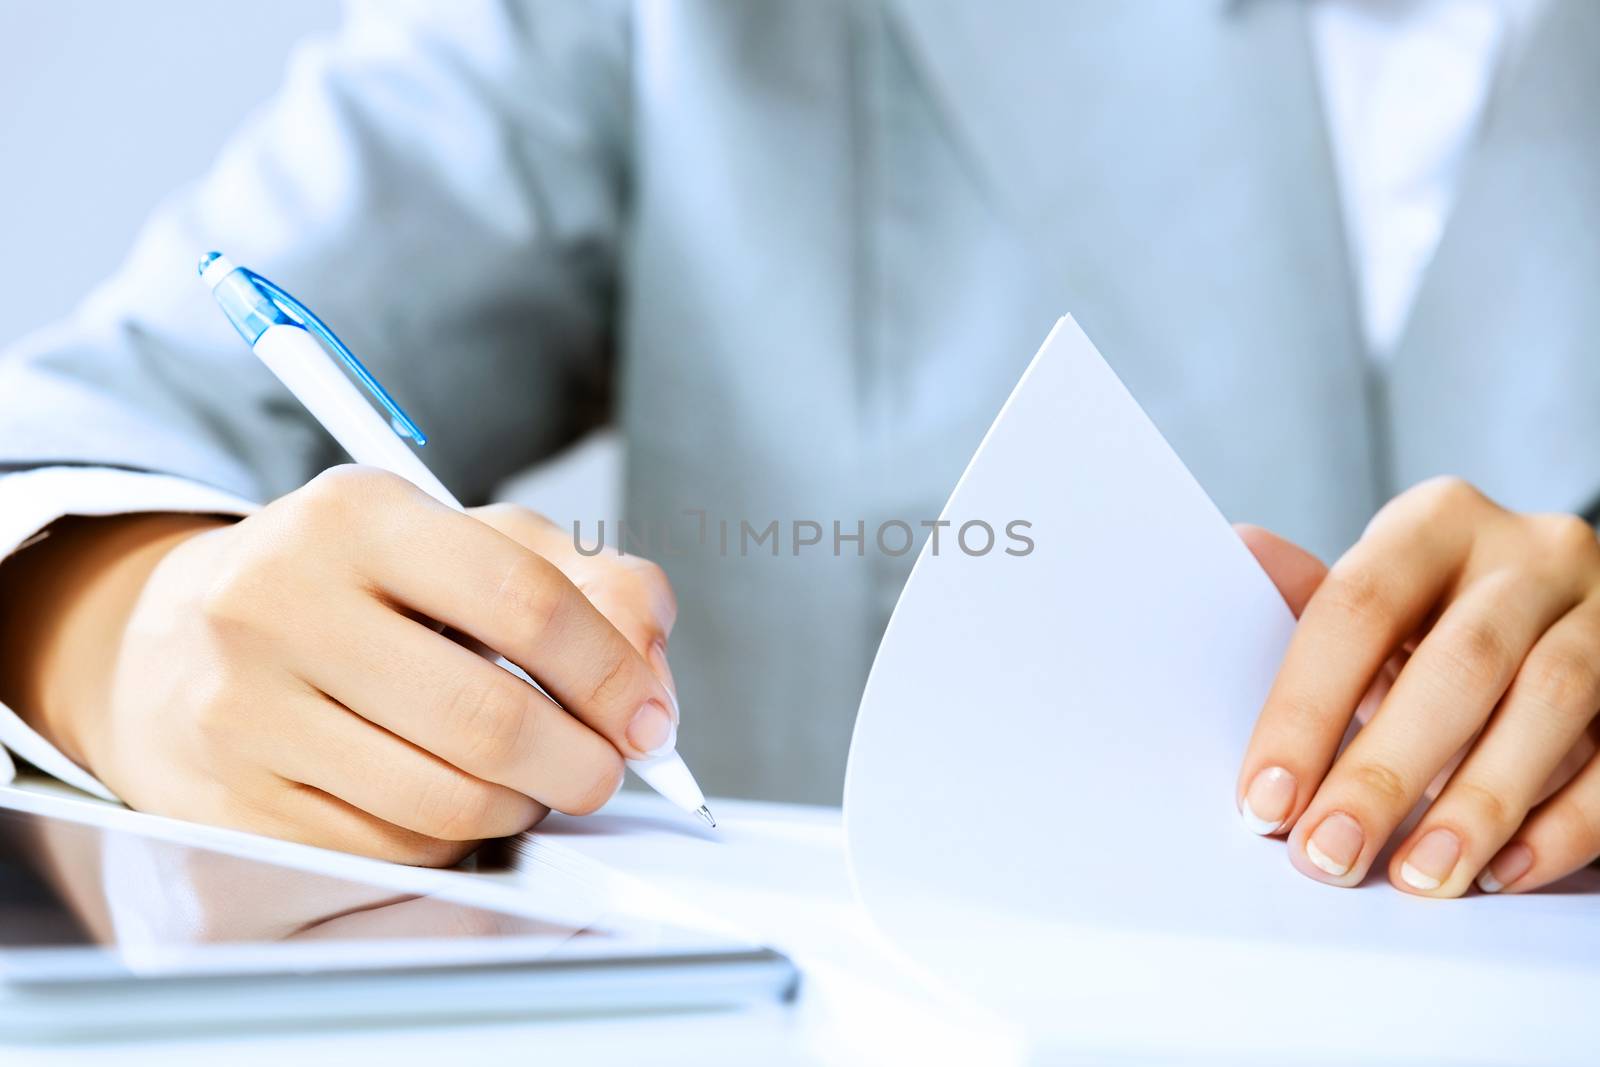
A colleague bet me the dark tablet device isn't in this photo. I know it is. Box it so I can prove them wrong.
[0,789,796,1041]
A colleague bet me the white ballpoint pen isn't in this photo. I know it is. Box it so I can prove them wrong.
[198,252,715,828]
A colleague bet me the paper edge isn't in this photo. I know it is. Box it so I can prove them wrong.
[840,313,1290,910]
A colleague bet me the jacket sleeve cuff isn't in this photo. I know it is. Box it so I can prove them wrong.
[0,466,258,802]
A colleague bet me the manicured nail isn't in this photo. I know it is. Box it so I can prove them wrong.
[626,699,676,757]
[1240,766,1296,835]
[1305,812,1363,878]
[1399,828,1461,891]
[647,640,679,719]
[1477,843,1533,894]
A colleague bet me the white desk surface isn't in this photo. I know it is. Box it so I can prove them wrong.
[0,781,1480,1067]
[1,782,1019,1067]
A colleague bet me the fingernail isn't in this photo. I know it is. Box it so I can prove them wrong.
[1305,812,1363,878]
[1240,766,1296,835]
[626,699,676,757]
[1477,842,1533,894]
[647,640,679,720]
[1399,827,1461,891]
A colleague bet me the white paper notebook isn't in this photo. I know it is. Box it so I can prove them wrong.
[843,317,1600,1065]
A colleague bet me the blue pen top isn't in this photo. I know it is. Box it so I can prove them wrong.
[198,252,427,446]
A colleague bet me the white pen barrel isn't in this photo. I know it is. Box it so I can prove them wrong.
[253,325,460,509]
[629,752,708,813]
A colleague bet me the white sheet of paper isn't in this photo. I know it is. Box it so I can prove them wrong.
[843,317,1600,1064]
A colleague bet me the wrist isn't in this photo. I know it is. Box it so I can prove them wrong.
[0,513,230,767]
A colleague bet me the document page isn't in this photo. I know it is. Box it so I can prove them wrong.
[843,318,1600,1064]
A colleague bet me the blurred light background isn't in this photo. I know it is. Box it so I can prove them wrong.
[0,0,618,520]
[0,1,337,345]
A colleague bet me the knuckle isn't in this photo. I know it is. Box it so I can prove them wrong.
[628,559,677,618]
[491,555,563,639]
[473,502,523,525]
[472,503,545,542]
[1521,648,1600,717]
[296,465,411,523]
[583,650,634,711]
[1546,798,1600,853]
[1445,780,1517,834]
[1267,692,1332,732]
[1432,617,1514,690]
[296,466,363,516]
[623,556,669,588]
[197,574,249,636]
[445,675,533,776]
[198,549,279,637]
[1318,564,1394,624]
[191,678,245,750]
[1538,513,1598,562]
[1364,477,1481,540]
[411,773,498,841]
[1413,475,1481,516]
[1347,761,1411,809]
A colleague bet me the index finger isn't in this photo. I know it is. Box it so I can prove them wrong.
[1235,497,1471,836]
[336,475,680,763]
[469,504,680,694]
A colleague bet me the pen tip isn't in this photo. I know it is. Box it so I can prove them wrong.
[197,251,223,277]
[696,805,717,829]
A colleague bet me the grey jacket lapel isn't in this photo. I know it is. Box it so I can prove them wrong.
[885,0,1380,560]
[1389,0,1600,517]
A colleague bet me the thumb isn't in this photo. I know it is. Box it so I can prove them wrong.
[1234,522,1327,618]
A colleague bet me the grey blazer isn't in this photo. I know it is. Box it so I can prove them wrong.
[3,0,1598,803]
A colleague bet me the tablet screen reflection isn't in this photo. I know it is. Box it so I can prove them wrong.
[0,807,577,954]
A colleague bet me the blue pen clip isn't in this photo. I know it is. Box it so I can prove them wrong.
[199,252,427,447]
